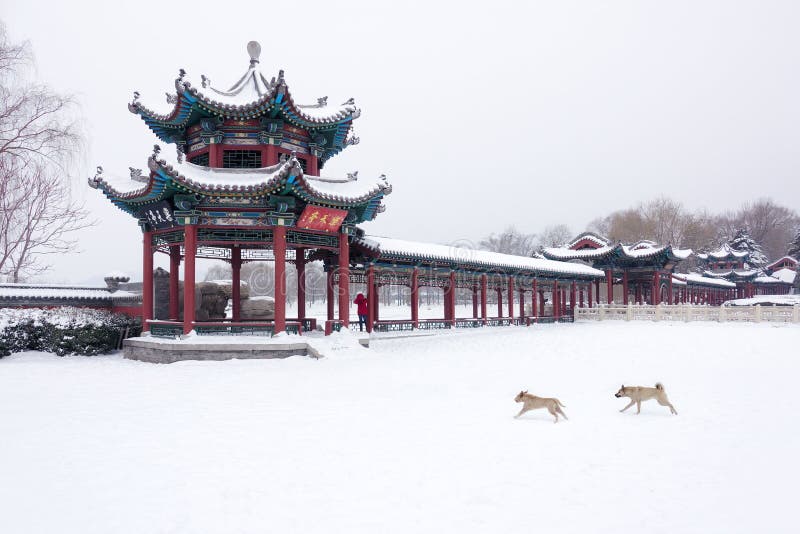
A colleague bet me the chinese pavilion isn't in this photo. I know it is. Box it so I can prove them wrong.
[697,245,793,297]
[89,42,614,338]
[542,233,745,305]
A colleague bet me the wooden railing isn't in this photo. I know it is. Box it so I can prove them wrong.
[574,304,800,324]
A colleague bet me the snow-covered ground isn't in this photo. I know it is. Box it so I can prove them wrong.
[1,321,798,533]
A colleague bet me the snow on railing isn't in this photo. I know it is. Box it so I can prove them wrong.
[574,304,800,324]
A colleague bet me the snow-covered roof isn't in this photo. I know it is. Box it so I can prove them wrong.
[566,232,610,249]
[696,244,749,260]
[703,269,760,280]
[357,236,605,278]
[672,274,737,288]
[90,149,391,209]
[765,256,798,271]
[754,269,795,285]
[0,284,140,302]
[129,41,359,128]
[543,243,692,263]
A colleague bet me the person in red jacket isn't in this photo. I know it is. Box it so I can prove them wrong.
[354,293,368,331]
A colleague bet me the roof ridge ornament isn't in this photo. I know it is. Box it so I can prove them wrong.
[201,74,210,88]
[247,41,262,65]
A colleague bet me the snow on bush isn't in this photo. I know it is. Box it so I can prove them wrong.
[0,307,141,357]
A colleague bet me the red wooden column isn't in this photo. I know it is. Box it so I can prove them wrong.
[373,284,380,321]
[668,273,674,304]
[449,271,457,323]
[411,268,419,328]
[168,245,180,321]
[296,249,306,321]
[496,287,503,318]
[507,276,515,319]
[553,281,560,320]
[326,267,335,322]
[366,264,375,333]
[606,269,613,304]
[651,271,659,305]
[570,281,576,314]
[532,279,538,319]
[518,287,525,319]
[480,274,488,323]
[634,283,641,305]
[142,231,154,331]
[587,282,593,308]
[443,280,452,321]
[472,285,479,318]
[273,225,287,334]
[231,247,242,321]
[595,280,600,305]
[622,271,629,305]
[182,225,197,335]
[338,231,350,327]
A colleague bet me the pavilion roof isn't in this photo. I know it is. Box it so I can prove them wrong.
[89,148,391,220]
[765,256,798,272]
[755,268,796,285]
[127,42,360,165]
[672,273,737,288]
[702,269,761,282]
[566,232,610,249]
[696,244,749,261]
[355,236,605,279]
[542,242,692,267]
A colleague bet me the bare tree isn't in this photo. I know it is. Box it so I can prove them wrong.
[0,24,89,282]
[479,226,537,256]
[717,199,799,260]
[537,224,573,249]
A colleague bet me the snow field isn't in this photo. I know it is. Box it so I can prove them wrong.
[1,321,798,533]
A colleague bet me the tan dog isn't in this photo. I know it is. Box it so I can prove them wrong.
[514,391,568,423]
[615,383,678,415]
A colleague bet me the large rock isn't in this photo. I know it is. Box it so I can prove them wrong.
[240,297,275,320]
[204,279,250,300]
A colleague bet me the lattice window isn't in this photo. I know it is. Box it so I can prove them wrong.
[189,153,209,166]
[223,150,262,169]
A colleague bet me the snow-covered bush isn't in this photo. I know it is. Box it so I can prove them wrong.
[0,308,141,357]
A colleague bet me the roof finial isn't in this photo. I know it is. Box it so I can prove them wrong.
[247,41,261,65]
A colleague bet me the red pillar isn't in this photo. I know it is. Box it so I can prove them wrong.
[449,270,456,323]
[668,274,673,305]
[480,274,488,323]
[553,281,560,319]
[532,279,538,319]
[366,264,375,333]
[411,268,419,328]
[518,288,525,319]
[622,271,629,305]
[273,225,287,334]
[635,283,641,305]
[595,280,600,305]
[142,231,154,331]
[296,249,306,321]
[338,231,350,327]
[606,269,613,304]
[507,277,515,319]
[326,267,335,321]
[231,247,242,321]
[570,281,576,316]
[496,287,503,318]
[182,225,196,335]
[168,245,180,321]
[651,271,659,305]
[587,282,593,308]
[444,281,452,321]
[472,285,478,318]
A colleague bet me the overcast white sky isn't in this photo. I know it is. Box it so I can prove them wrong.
[5,0,800,284]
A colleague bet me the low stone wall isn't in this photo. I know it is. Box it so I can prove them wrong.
[123,337,319,364]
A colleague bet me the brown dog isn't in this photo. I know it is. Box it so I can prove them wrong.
[615,383,678,415]
[514,391,568,423]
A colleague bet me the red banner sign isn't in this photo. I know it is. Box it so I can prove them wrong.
[296,205,348,233]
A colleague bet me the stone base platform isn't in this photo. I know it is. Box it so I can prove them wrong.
[123,336,322,364]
